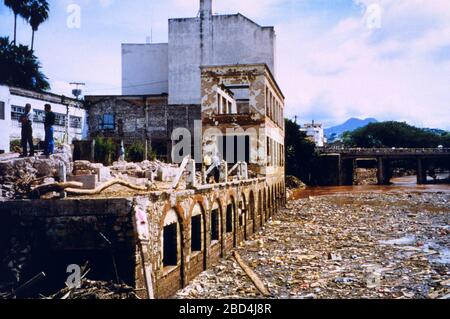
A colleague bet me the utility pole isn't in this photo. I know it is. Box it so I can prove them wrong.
[70,82,86,100]
[67,82,86,146]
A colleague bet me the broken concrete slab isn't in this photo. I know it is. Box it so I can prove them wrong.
[68,175,97,190]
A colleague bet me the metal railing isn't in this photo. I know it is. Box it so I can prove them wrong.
[318,147,450,155]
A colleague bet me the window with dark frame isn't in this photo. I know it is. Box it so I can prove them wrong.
[191,215,202,252]
[33,109,45,123]
[163,223,178,267]
[54,113,67,127]
[226,204,233,233]
[100,113,115,131]
[70,116,82,129]
[211,209,220,241]
[11,105,25,121]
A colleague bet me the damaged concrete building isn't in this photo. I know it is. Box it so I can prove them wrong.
[0,79,286,296]
[0,0,286,299]
[0,86,87,153]
[87,0,277,162]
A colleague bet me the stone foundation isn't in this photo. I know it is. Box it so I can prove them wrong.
[0,177,285,298]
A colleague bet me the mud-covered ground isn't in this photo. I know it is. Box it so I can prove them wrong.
[175,191,450,299]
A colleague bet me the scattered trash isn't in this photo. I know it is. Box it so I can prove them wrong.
[48,280,138,300]
[175,191,450,299]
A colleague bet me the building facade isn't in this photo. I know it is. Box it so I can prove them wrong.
[91,0,281,163]
[84,94,200,162]
[122,0,276,105]
[0,86,86,153]
[201,64,285,178]
[301,121,327,147]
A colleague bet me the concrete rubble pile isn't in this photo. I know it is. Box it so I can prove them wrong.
[0,150,182,199]
[0,145,72,200]
[175,192,450,299]
[109,160,179,182]
[48,280,138,300]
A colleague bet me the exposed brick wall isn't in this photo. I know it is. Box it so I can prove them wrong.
[85,96,201,161]
[208,242,222,267]
[186,251,205,284]
[0,177,286,298]
[0,199,137,291]
[156,266,183,299]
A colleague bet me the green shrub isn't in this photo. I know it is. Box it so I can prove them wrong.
[126,142,145,163]
[125,142,158,162]
[94,136,117,165]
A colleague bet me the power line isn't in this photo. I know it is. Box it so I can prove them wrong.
[83,80,168,94]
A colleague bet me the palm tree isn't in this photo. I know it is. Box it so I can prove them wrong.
[4,0,29,45]
[0,36,50,91]
[26,0,49,51]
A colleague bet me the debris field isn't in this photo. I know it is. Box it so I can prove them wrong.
[175,191,450,299]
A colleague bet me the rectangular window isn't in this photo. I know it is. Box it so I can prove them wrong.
[70,116,82,129]
[0,101,5,120]
[11,105,25,121]
[211,209,220,242]
[55,113,67,127]
[191,215,202,252]
[33,109,45,123]
[219,135,250,164]
[226,204,233,233]
[163,223,178,267]
[227,85,250,114]
[100,113,115,131]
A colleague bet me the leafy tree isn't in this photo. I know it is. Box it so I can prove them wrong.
[25,0,49,50]
[345,121,450,148]
[94,136,118,166]
[4,0,29,45]
[0,36,50,91]
[285,119,316,184]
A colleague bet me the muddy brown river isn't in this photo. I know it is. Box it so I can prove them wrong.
[293,176,450,200]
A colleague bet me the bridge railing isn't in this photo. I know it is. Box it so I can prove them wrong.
[318,147,450,155]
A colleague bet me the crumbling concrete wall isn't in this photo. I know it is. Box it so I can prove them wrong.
[85,95,201,161]
[200,64,285,177]
[0,198,137,294]
[132,177,285,298]
[0,177,286,299]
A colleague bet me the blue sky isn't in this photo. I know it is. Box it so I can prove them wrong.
[1,0,449,129]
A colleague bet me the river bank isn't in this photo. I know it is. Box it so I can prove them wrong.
[175,190,450,299]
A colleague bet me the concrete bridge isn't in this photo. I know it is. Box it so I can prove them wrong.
[317,148,450,185]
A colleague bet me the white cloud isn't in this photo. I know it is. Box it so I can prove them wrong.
[277,0,450,129]
[2,0,448,129]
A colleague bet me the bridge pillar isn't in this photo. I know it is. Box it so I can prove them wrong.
[377,158,390,185]
[417,158,427,185]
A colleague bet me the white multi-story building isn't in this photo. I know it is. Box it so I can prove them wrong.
[122,0,276,105]
[0,85,87,153]
[300,121,327,147]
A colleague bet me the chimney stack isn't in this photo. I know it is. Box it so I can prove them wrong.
[200,0,212,17]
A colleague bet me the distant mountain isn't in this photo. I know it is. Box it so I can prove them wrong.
[423,128,448,136]
[325,118,378,141]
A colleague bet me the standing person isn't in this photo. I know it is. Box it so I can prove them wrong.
[211,151,221,183]
[206,151,221,183]
[20,104,34,157]
[44,104,55,156]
